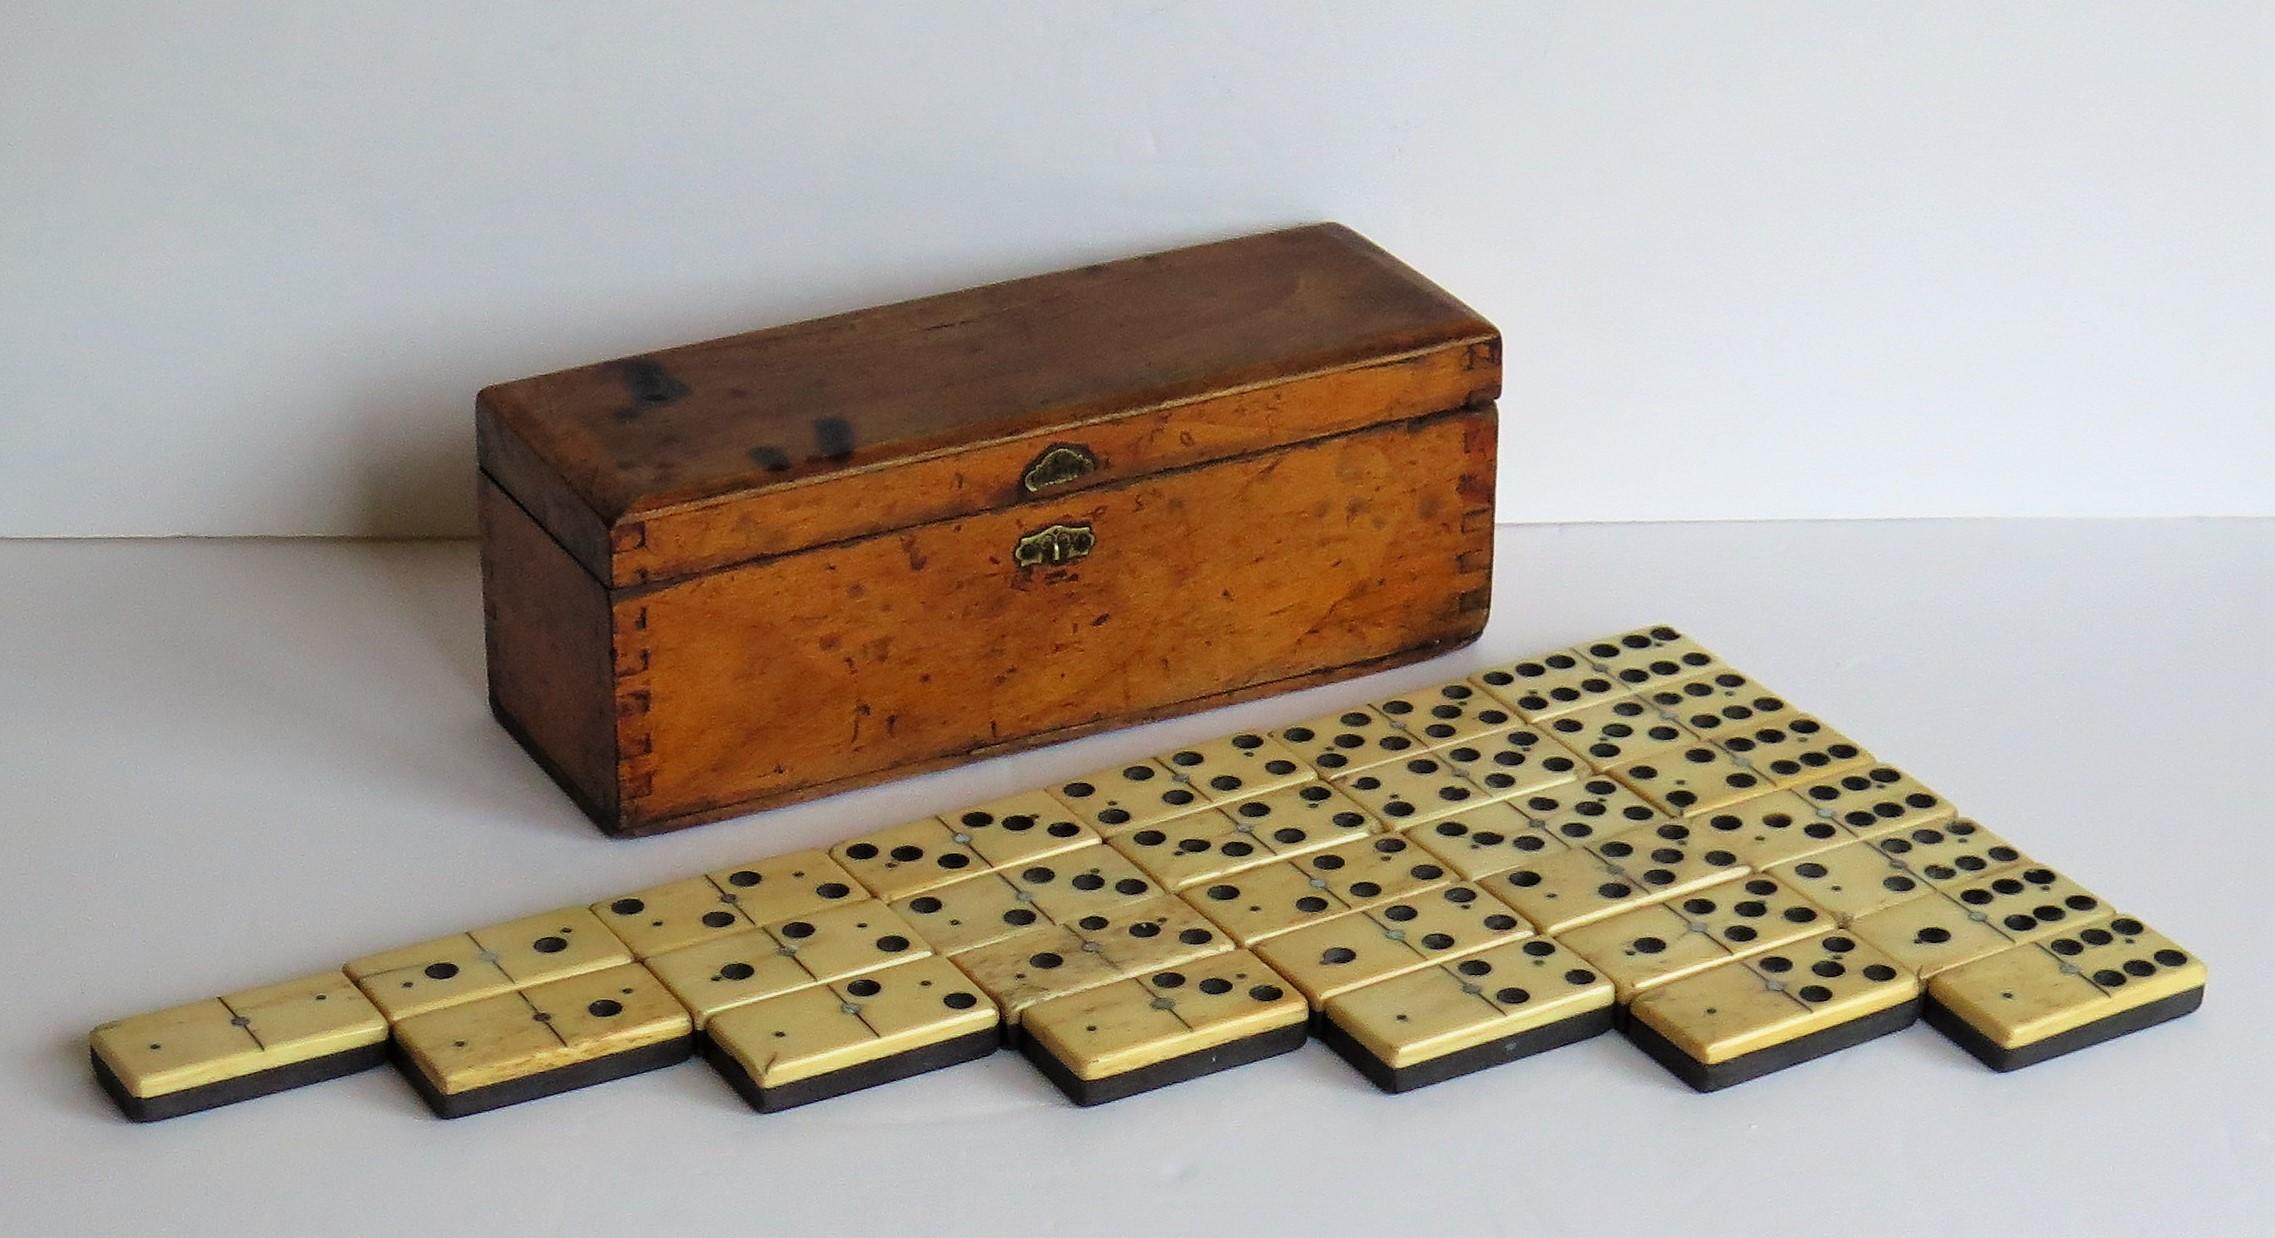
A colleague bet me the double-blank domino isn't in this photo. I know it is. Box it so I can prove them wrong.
[90,972,388,1122]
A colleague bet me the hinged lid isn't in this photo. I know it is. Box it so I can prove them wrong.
[477,223,1498,587]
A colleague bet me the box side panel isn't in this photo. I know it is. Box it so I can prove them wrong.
[610,407,1496,833]
[614,339,1497,586]
[479,475,619,824]
[476,396,616,584]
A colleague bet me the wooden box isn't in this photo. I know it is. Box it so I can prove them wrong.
[478,223,1500,836]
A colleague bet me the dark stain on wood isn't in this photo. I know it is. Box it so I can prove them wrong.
[610,357,691,422]
[813,415,856,462]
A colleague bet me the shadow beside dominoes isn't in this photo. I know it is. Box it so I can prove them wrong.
[86,625,2205,1122]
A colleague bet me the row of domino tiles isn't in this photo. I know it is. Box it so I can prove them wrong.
[90,626,2206,1119]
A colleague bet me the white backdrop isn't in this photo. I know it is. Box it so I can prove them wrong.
[3,1,2268,537]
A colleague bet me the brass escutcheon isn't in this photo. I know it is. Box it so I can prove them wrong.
[1021,443,1098,493]
[1013,523,1095,569]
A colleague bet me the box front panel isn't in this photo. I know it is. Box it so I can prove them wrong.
[613,408,1495,830]
[615,340,1495,586]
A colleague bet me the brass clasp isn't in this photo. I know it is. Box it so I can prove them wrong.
[1013,523,1095,569]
